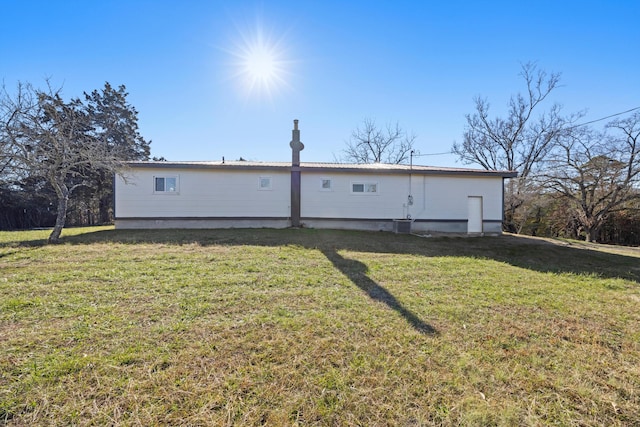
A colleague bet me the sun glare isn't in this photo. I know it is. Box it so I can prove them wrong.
[229,24,291,101]
[243,42,279,85]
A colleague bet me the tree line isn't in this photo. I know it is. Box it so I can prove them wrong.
[0,81,150,242]
[339,63,639,245]
[453,63,640,244]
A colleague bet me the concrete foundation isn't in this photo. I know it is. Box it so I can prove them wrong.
[115,217,504,234]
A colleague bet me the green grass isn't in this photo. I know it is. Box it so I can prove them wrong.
[1,226,639,425]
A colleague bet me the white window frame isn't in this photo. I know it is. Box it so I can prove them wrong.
[320,178,332,191]
[153,175,179,194]
[351,181,378,195]
[258,176,272,191]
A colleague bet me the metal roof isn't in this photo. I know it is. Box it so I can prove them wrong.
[126,160,517,178]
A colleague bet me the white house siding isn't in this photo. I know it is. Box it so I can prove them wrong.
[300,172,410,219]
[115,167,291,228]
[412,175,504,233]
[421,176,502,219]
[299,171,504,233]
[115,162,513,233]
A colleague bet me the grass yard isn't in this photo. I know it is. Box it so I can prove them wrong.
[1,226,639,426]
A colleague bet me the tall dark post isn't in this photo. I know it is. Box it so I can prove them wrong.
[290,119,304,227]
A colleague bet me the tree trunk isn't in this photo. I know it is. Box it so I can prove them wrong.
[584,226,599,243]
[99,189,112,224]
[503,205,518,233]
[48,182,70,244]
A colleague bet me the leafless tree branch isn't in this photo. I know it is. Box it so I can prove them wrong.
[339,117,417,164]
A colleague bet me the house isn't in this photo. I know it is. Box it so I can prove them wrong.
[114,120,517,234]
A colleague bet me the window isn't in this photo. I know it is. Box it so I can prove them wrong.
[154,176,178,193]
[320,178,332,191]
[351,181,378,194]
[259,176,272,190]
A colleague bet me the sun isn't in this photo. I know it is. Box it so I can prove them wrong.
[229,24,291,101]
[242,39,281,88]
[246,49,275,79]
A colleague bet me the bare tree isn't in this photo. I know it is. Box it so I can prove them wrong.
[340,117,417,164]
[544,113,640,242]
[1,82,41,202]
[1,82,129,243]
[452,62,579,232]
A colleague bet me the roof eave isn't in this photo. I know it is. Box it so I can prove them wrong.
[125,161,518,178]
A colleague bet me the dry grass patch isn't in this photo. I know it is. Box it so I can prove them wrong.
[1,226,639,425]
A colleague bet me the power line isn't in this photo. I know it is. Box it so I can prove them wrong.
[568,106,640,129]
[410,106,640,159]
[411,151,451,157]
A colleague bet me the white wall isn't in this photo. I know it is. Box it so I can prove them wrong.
[116,168,505,232]
[300,172,411,219]
[421,175,504,221]
[300,172,503,221]
[115,168,291,218]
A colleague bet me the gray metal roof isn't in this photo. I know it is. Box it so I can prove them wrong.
[126,160,517,178]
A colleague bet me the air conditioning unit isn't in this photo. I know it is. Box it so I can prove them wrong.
[393,219,411,234]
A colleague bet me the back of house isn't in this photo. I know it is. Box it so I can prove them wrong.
[115,121,516,234]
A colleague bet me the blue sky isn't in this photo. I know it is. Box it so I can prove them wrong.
[2,1,639,167]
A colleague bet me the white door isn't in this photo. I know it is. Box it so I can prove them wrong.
[467,196,483,233]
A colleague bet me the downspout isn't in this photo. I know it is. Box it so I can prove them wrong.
[112,173,117,227]
[290,119,304,227]
[501,176,506,233]
[407,150,414,219]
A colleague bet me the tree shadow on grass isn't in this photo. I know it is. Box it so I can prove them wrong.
[58,228,640,284]
[321,248,437,335]
[19,228,440,334]
[0,240,48,259]
[0,239,49,249]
